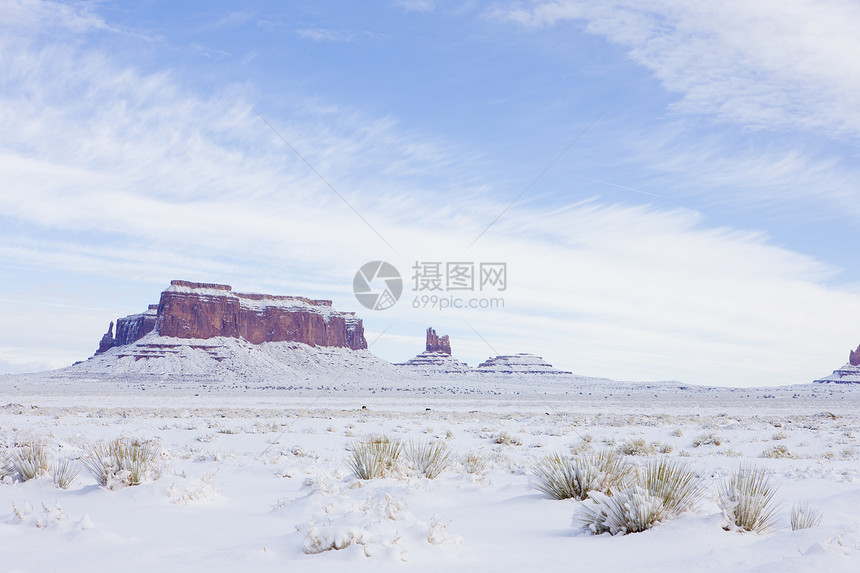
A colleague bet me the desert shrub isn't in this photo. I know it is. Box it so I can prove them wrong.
[790,502,822,531]
[575,458,703,535]
[347,436,403,480]
[692,433,722,447]
[533,450,631,501]
[637,457,703,517]
[492,432,522,446]
[718,465,780,533]
[577,487,664,535]
[462,452,488,477]
[82,437,162,488]
[10,442,50,481]
[407,440,452,479]
[617,439,658,456]
[760,445,792,459]
[52,457,80,489]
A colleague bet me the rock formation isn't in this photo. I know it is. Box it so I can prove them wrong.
[97,322,116,354]
[425,327,451,355]
[396,351,472,374]
[95,280,366,354]
[476,354,572,375]
[814,343,860,383]
[397,326,470,374]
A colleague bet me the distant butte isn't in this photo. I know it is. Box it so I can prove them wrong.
[95,280,366,354]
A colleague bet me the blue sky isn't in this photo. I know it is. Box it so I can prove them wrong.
[2,0,860,386]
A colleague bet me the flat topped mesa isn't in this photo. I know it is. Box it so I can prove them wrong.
[425,327,451,355]
[95,280,367,354]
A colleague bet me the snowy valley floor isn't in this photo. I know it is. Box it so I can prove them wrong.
[1,380,859,572]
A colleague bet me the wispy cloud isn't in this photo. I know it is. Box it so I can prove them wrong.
[295,28,356,42]
[394,0,436,12]
[494,0,860,138]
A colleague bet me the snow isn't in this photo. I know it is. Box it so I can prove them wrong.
[814,363,860,384]
[476,353,572,375]
[0,374,859,571]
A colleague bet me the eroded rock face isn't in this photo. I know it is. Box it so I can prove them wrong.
[425,327,451,355]
[95,280,367,353]
[851,345,860,367]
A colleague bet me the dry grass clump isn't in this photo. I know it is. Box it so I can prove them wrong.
[533,450,632,501]
[575,458,703,535]
[790,502,822,531]
[52,457,80,489]
[82,437,162,488]
[692,433,722,447]
[462,452,488,477]
[492,432,522,446]
[760,445,793,459]
[617,439,656,456]
[347,435,403,480]
[407,440,452,479]
[9,442,50,481]
[718,464,780,533]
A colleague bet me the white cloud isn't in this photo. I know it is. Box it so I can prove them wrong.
[394,0,437,13]
[0,0,110,36]
[295,28,355,42]
[495,0,860,137]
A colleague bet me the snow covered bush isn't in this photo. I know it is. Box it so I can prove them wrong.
[492,432,522,446]
[692,433,722,447]
[407,440,452,479]
[9,442,50,481]
[617,439,656,456]
[346,435,403,480]
[82,437,163,488]
[575,458,703,535]
[52,457,80,489]
[576,487,665,535]
[533,450,631,501]
[760,445,792,459]
[718,465,780,533]
[790,501,822,531]
[462,452,488,478]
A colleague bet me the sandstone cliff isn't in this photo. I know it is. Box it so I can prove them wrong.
[850,344,860,367]
[96,280,366,353]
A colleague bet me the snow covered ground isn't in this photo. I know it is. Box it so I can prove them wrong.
[1,376,859,572]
